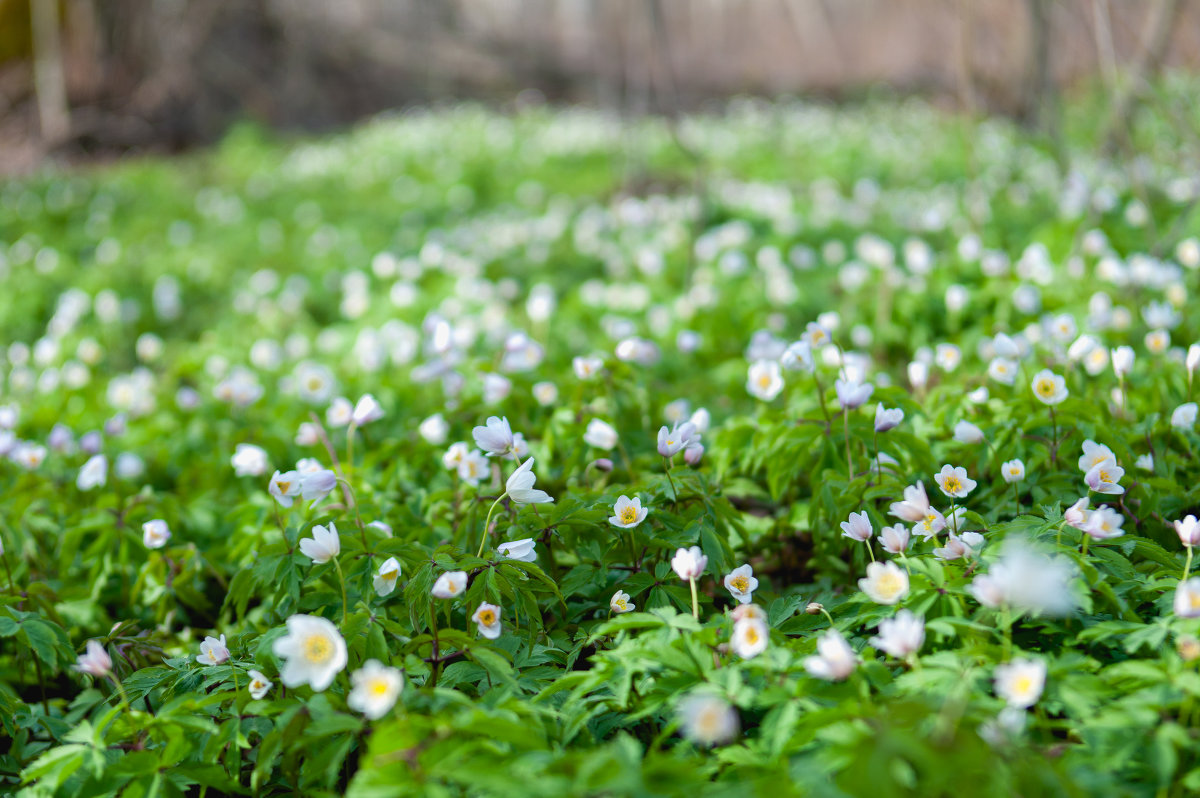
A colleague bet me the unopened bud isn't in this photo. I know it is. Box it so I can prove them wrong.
[805,602,824,615]
[593,458,613,472]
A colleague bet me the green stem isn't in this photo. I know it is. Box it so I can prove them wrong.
[864,538,875,563]
[429,599,440,688]
[1081,534,1090,557]
[346,422,357,476]
[1,542,15,595]
[820,607,836,628]
[108,673,131,713]
[844,407,853,482]
[813,372,832,428]
[477,493,507,557]
[664,458,679,511]
[688,577,699,620]
[333,557,349,627]
[1186,545,1194,580]
[1013,481,1020,517]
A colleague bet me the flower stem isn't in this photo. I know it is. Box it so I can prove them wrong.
[428,599,440,688]
[1012,482,1020,517]
[1081,534,1090,557]
[843,407,853,482]
[664,458,679,511]
[1186,545,1194,580]
[346,422,357,476]
[477,493,507,557]
[688,576,699,620]
[333,557,349,627]
[864,539,875,563]
[108,673,131,713]
[813,372,832,428]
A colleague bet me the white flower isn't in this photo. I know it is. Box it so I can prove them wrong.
[935,343,962,372]
[1084,460,1125,495]
[664,400,691,425]
[953,420,985,444]
[1136,453,1154,472]
[870,610,924,659]
[802,321,831,349]
[418,414,449,445]
[934,464,976,498]
[300,469,337,506]
[1078,440,1115,473]
[994,659,1046,708]
[299,523,340,564]
[731,617,769,659]
[889,481,931,523]
[609,495,648,529]
[1172,402,1198,430]
[1175,515,1200,547]
[1030,369,1068,405]
[196,634,230,666]
[584,419,619,450]
[967,538,1076,616]
[12,442,46,470]
[684,442,705,466]
[980,707,1029,748]
[1146,329,1170,355]
[247,669,272,700]
[268,470,302,508]
[1085,505,1124,540]
[880,524,911,554]
[77,454,107,491]
[1188,344,1200,376]
[232,443,269,477]
[671,546,707,580]
[432,570,468,599]
[803,628,858,681]
[677,694,739,746]
[532,381,558,406]
[912,508,948,540]
[295,422,320,446]
[908,361,929,389]
[473,416,515,456]
[373,557,401,596]
[933,531,986,561]
[859,561,910,605]
[482,373,512,405]
[1175,578,1200,618]
[497,538,537,562]
[350,394,383,426]
[689,408,711,434]
[840,511,873,542]
[1001,460,1025,483]
[988,357,1018,385]
[746,359,784,401]
[506,457,553,504]
[610,590,635,613]
[835,378,874,410]
[1112,345,1135,378]
[457,449,489,485]
[74,640,112,677]
[781,340,814,372]
[142,519,171,549]
[723,564,759,605]
[347,659,404,720]
[874,404,904,433]
[326,397,354,427]
[471,603,502,639]
[272,614,347,691]
[1064,497,1090,530]
[573,355,604,380]
[657,422,697,458]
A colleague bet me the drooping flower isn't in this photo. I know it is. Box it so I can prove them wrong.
[77,454,108,491]
[471,603,502,639]
[889,482,931,523]
[746,360,784,401]
[347,659,404,720]
[142,519,171,549]
[723,564,759,605]
[472,416,515,456]
[418,414,449,445]
[804,628,858,681]
[1172,402,1198,430]
[351,394,384,426]
[272,614,347,691]
[840,511,873,542]
[934,464,976,498]
[730,617,769,659]
[994,659,1046,708]
[672,546,707,580]
[300,468,338,506]
[1175,515,1200,547]
[432,570,468,599]
[933,531,986,561]
[1030,370,1068,405]
[609,495,648,529]
[835,378,874,410]
[1111,345,1135,378]
[874,404,904,433]
[1084,506,1125,540]
[1064,497,1090,530]
[953,420,985,444]
[870,609,925,659]
[859,561,910,605]
[75,640,112,677]
[373,557,401,596]
[677,693,740,746]
[610,590,635,614]
[299,524,340,564]
[247,669,272,700]
[506,458,553,504]
[497,538,537,562]
[880,524,911,554]
[196,634,230,666]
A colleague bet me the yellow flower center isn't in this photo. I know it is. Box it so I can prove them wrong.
[307,377,323,390]
[277,480,291,494]
[619,506,639,524]
[1098,469,1111,483]
[1191,593,1200,610]
[876,571,903,598]
[614,598,627,610]
[477,610,496,626]
[303,634,333,664]
[729,576,750,593]
[943,477,961,493]
[1036,380,1054,396]
[743,625,760,644]
[380,566,398,579]
[1013,675,1034,696]
[370,678,390,696]
[758,374,771,388]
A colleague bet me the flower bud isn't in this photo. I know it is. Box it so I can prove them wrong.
[806,602,825,615]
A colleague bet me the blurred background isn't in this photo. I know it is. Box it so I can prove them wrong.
[0,0,1194,175]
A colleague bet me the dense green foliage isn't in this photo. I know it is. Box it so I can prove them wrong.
[3,91,1200,796]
